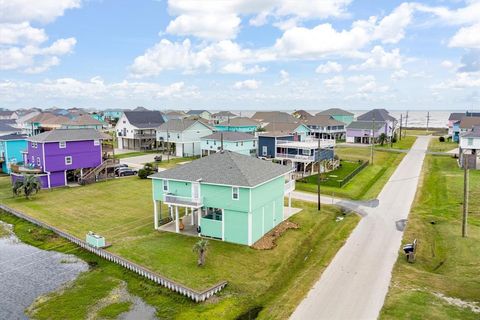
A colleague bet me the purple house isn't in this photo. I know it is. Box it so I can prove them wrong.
[346,109,397,144]
[11,129,112,188]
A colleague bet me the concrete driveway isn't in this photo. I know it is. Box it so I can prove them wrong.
[120,154,177,169]
[290,135,431,320]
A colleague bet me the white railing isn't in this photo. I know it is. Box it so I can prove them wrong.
[276,138,336,148]
[164,194,203,207]
[276,153,315,162]
[284,180,295,194]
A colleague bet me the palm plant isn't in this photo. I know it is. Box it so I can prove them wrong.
[192,239,209,267]
[378,133,387,146]
[12,174,42,199]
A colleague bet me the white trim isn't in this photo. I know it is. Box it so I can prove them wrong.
[248,211,252,245]
[42,143,46,171]
[249,188,252,213]
[47,172,51,188]
[192,181,200,199]
[64,170,67,186]
[221,208,225,241]
[65,156,73,165]
[153,200,159,229]
[163,179,169,192]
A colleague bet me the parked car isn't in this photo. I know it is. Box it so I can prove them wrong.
[116,167,137,177]
[154,155,162,162]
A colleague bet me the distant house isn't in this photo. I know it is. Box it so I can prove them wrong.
[103,109,126,121]
[165,111,188,121]
[211,111,237,124]
[156,119,213,157]
[187,110,211,121]
[316,108,354,125]
[115,111,166,150]
[346,109,397,143]
[357,109,397,133]
[458,116,480,137]
[133,106,150,112]
[149,151,294,245]
[201,132,257,156]
[62,114,104,130]
[292,110,313,120]
[258,132,335,174]
[448,112,480,138]
[0,123,19,136]
[459,127,480,169]
[303,115,346,140]
[12,129,112,188]
[0,111,19,120]
[0,134,28,174]
[214,117,260,133]
[263,122,311,141]
[251,111,297,126]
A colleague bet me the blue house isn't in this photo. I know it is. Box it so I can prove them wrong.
[201,132,257,156]
[452,121,461,142]
[0,134,28,174]
[215,117,260,133]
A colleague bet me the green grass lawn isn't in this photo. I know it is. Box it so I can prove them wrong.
[378,135,417,150]
[381,155,480,319]
[296,148,405,200]
[429,138,458,152]
[405,128,447,136]
[0,177,359,319]
[299,160,363,188]
[156,156,198,169]
[114,151,158,159]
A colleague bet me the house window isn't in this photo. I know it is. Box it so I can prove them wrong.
[468,138,473,146]
[36,157,40,166]
[31,142,37,148]
[236,142,239,146]
[241,141,243,146]
[262,146,268,156]
[163,180,169,192]
[65,156,72,165]
[206,140,209,145]
[302,149,310,155]
[232,187,239,200]
[93,140,100,146]
[204,207,223,221]
[253,140,256,147]
[59,141,66,148]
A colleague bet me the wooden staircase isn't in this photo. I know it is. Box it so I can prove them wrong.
[79,158,119,185]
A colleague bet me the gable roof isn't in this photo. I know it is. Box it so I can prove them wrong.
[459,116,480,129]
[0,133,27,141]
[201,132,255,141]
[28,129,111,143]
[251,111,297,123]
[217,117,259,127]
[304,115,345,127]
[292,110,313,120]
[450,112,480,121]
[357,109,396,122]
[158,119,211,132]
[150,150,291,187]
[263,122,310,133]
[123,111,165,128]
[65,114,104,126]
[212,111,236,117]
[347,120,386,130]
[0,123,16,132]
[316,108,354,116]
[133,106,149,111]
[27,112,57,123]
[461,126,480,138]
[187,110,210,115]
[0,111,17,117]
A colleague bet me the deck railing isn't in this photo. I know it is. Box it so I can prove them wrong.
[284,180,295,194]
[0,204,227,302]
[164,194,203,208]
[276,153,315,162]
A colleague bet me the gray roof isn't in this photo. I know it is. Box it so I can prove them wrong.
[28,129,111,143]
[158,119,210,132]
[0,133,27,141]
[213,111,236,117]
[459,116,480,129]
[124,111,165,128]
[450,112,480,121]
[316,108,354,116]
[347,120,386,130]
[201,132,255,141]
[0,111,16,116]
[0,123,16,132]
[252,111,297,124]
[217,117,259,127]
[263,122,310,133]
[150,150,291,187]
[187,110,210,115]
[304,115,345,127]
[461,129,480,138]
[357,109,396,122]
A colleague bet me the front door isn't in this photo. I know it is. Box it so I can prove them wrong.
[192,182,200,200]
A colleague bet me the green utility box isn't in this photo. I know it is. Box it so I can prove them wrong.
[86,231,106,248]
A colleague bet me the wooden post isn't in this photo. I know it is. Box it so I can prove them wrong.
[317,137,321,211]
[175,206,179,233]
[154,200,159,229]
[370,115,375,165]
[404,111,409,138]
[399,113,403,141]
[463,153,469,237]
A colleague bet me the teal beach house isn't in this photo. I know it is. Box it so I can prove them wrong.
[149,151,295,245]
[0,134,28,174]
[201,132,257,156]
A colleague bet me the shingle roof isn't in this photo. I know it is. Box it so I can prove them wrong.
[304,115,345,127]
[292,110,313,119]
[28,129,111,143]
[0,133,27,141]
[27,112,57,123]
[251,111,297,123]
[316,108,354,116]
[0,111,16,116]
[461,128,480,138]
[201,132,255,141]
[0,123,16,132]
[150,150,291,187]
[357,109,396,122]
[65,114,103,126]
[124,111,165,128]
[459,116,480,129]
[158,119,211,132]
[0,119,16,125]
[217,117,259,127]
[187,110,210,115]
[263,122,309,133]
[347,120,386,130]
[450,112,480,121]
[43,115,70,126]
[212,111,236,117]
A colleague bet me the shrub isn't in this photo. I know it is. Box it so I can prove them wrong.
[137,169,149,179]
[439,136,445,142]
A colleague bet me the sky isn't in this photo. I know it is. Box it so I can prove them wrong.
[1,0,480,110]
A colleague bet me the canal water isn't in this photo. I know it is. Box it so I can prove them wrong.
[0,221,88,319]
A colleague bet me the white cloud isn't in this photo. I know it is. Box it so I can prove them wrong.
[323,76,345,92]
[233,79,260,90]
[166,13,241,41]
[391,69,408,80]
[449,23,480,49]
[373,3,414,44]
[316,61,343,73]
[350,46,403,70]
[220,62,265,74]
[0,0,81,24]
[279,69,289,84]
[0,22,47,45]
[347,74,375,83]
[24,56,60,74]
[441,60,454,68]
[433,72,480,89]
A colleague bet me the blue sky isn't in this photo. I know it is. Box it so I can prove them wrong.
[1,0,479,110]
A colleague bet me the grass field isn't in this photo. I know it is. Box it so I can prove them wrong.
[299,160,363,188]
[296,148,405,200]
[0,177,359,319]
[405,128,447,136]
[114,151,158,159]
[378,135,417,150]
[429,138,458,152]
[381,155,480,319]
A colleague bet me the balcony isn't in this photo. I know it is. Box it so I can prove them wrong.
[134,133,156,140]
[10,163,43,174]
[276,153,315,162]
[164,194,203,208]
[276,138,336,149]
[284,180,295,194]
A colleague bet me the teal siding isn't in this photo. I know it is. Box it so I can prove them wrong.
[332,115,354,125]
[224,209,248,244]
[251,207,263,243]
[202,184,249,212]
[201,218,222,239]
[201,139,257,156]
[0,139,27,174]
[214,125,257,133]
[152,179,191,201]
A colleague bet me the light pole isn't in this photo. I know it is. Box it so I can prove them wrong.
[317,136,321,211]
[462,150,469,237]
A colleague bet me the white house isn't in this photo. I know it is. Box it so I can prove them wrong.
[0,111,19,120]
[186,110,211,121]
[115,111,166,150]
[157,119,213,157]
[459,127,480,169]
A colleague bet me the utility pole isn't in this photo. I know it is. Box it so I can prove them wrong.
[426,111,430,133]
[317,136,321,211]
[404,111,409,138]
[462,151,469,237]
[370,115,375,164]
[399,113,403,141]
[166,129,170,162]
[220,132,224,152]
